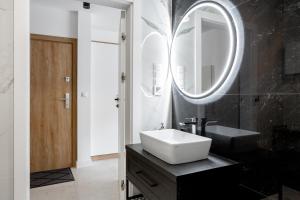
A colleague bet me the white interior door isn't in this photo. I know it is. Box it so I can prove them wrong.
[118,10,127,200]
[91,9,127,200]
[91,42,119,156]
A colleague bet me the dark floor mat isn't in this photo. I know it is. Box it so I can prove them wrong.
[30,168,75,188]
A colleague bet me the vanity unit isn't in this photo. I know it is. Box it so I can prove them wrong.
[126,144,240,200]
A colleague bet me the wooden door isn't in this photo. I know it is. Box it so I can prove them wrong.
[30,34,77,173]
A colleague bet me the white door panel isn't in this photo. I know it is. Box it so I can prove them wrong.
[91,42,119,156]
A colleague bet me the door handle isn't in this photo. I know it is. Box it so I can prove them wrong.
[136,171,158,187]
[115,96,120,108]
[58,93,71,109]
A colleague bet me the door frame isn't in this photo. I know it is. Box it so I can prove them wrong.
[14,0,140,199]
[30,34,78,168]
[119,9,128,200]
[14,0,30,199]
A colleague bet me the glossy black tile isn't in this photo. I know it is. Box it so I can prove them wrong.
[172,0,300,197]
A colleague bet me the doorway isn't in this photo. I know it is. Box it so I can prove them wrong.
[90,41,119,159]
[29,1,132,199]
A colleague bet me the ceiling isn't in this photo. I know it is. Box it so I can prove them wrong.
[31,0,131,11]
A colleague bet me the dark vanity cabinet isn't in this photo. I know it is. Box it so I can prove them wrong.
[126,144,241,200]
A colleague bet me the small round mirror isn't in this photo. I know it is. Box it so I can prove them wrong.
[171,1,244,104]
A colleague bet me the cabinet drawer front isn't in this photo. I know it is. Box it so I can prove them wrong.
[127,154,176,200]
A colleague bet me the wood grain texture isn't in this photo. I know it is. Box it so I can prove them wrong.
[91,153,120,161]
[30,34,77,173]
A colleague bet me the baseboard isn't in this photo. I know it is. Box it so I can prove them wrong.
[91,153,120,161]
[76,153,119,168]
[76,159,94,168]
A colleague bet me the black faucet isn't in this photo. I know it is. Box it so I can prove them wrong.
[178,117,198,134]
[201,118,218,136]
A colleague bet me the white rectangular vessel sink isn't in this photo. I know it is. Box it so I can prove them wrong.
[140,129,212,165]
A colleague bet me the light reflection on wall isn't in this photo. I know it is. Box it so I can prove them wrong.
[135,0,172,141]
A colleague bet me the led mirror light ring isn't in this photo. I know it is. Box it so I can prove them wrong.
[170,0,245,104]
[171,1,236,99]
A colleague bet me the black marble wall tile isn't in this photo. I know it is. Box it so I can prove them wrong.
[172,0,300,196]
[172,0,300,150]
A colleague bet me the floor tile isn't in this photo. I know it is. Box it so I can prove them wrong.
[30,159,119,200]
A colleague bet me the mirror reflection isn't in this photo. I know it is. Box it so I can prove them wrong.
[171,3,234,97]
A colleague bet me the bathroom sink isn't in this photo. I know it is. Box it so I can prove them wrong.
[205,125,260,153]
[140,129,212,165]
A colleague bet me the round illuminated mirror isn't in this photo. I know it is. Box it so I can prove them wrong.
[171,1,244,104]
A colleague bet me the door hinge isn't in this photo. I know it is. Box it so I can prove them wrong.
[121,72,126,82]
[121,33,126,41]
[121,180,125,191]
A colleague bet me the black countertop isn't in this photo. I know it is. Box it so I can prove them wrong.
[126,144,239,180]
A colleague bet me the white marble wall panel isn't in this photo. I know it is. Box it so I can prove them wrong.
[0,1,14,199]
[0,0,12,11]
[138,0,172,136]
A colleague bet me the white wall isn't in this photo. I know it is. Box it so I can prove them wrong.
[30,3,78,38]
[77,11,93,167]
[132,0,172,143]
[91,9,121,43]
[0,0,14,199]
[30,1,121,41]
